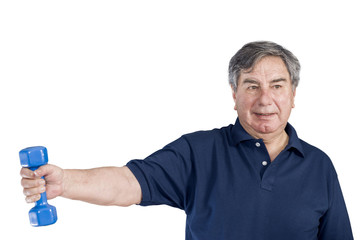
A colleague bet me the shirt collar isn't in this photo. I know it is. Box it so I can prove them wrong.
[231,118,255,143]
[231,118,305,158]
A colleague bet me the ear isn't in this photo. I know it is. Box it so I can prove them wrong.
[230,85,237,110]
[292,88,296,108]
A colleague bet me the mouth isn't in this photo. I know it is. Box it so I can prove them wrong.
[254,112,277,119]
[255,113,275,116]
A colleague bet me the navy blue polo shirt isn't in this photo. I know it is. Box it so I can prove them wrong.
[127,119,353,240]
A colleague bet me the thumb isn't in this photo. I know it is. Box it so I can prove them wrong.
[34,164,64,186]
[34,164,55,178]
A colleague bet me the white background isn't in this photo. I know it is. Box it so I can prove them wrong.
[1,0,361,239]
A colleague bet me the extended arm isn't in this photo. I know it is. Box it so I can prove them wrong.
[20,165,142,207]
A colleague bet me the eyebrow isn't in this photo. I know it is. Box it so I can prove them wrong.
[242,78,287,85]
[271,78,287,83]
[242,79,259,85]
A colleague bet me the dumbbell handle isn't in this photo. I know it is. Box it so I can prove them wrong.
[29,166,49,206]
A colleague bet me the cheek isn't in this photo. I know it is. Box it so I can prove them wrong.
[276,95,295,114]
[235,96,255,113]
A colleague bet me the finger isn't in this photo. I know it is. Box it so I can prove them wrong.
[21,178,45,188]
[23,185,46,197]
[20,168,37,179]
[25,194,41,203]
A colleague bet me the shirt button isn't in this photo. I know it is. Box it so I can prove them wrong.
[255,142,261,147]
[262,161,268,166]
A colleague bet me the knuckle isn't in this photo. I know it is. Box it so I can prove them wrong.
[34,194,41,202]
[23,186,42,196]
[20,168,27,177]
[23,188,30,196]
[20,168,35,178]
[26,194,40,203]
[20,178,25,187]
[21,178,28,186]
[39,185,46,193]
[21,178,38,188]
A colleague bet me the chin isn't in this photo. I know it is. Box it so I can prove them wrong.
[253,123,279,134]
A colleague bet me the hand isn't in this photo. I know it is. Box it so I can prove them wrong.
[20,164,64,203]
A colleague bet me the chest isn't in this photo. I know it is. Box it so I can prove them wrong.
[187,144,329,237]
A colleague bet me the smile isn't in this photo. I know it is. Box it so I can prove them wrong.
[255,113,276,116]
[254,112,277,119]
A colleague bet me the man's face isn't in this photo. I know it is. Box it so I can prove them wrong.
[232,56,296,139]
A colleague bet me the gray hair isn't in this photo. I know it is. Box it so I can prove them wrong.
[228,41,301,91]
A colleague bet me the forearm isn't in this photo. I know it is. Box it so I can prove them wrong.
[62,166,142,206]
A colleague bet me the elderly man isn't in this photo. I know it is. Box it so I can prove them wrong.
[21,41,353,239]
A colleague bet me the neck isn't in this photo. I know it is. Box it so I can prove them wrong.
[263,130,289,161]
[243,125,289,162]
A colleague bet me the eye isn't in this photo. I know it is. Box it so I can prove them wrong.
[273,85,282,89]
[247,85,259,90]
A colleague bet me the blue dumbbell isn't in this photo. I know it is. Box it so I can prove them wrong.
[19,146,58,227]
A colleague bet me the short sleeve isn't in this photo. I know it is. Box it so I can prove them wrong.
[318,175,354,239]
[126,136,193,210]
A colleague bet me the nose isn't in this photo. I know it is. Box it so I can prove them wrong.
[258,89,273,106]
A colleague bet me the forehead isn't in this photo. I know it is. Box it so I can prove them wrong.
[240,56,290,81]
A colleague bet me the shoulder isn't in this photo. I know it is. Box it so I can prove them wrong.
[165,124,234,152]
[181,124,233,145]
[300,139,330,161]
[299,139,337,177]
